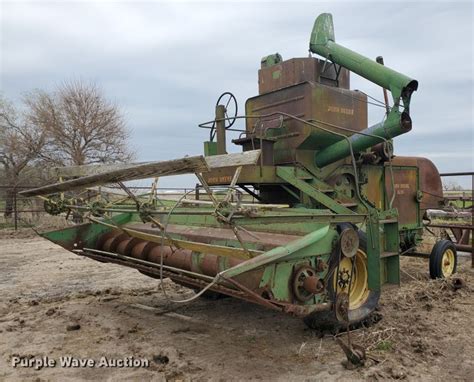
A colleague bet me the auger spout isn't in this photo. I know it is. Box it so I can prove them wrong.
[309,13,418,103]
[310,13,418,167]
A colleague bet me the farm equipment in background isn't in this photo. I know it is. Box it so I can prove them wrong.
[21,13,458,328]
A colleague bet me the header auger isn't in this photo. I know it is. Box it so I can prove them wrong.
[21,13,453,329]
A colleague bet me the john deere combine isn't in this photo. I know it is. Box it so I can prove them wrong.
[21,13,455,327]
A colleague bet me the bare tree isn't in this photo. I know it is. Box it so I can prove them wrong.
[1,81,133,218]
[0,95,47,216]
[443,180,463,192]
[26,80,134,166]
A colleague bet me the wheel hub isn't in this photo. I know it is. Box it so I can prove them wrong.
[334,249,369,310]
[441,249,455,276]
[337,269,351,289]
[292,266,324,302]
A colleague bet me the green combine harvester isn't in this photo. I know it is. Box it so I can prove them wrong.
[21,13,456,328]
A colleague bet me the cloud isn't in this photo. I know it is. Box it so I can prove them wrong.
[1,1,473,188]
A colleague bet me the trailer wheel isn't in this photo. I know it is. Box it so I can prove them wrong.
[304,231,380,329]
[429,240,457,279]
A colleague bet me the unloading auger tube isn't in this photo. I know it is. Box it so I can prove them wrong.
[310,13,418,168]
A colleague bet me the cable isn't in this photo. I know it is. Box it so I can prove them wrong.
[355,90,389,107]
[157,189,224,304]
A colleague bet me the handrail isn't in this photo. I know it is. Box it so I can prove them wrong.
[199,110,397,210]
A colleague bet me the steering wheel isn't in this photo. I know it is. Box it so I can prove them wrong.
[210,92,238,141]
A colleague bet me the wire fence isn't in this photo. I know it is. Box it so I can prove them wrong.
[438,172,474,267]
[440,172,474,210]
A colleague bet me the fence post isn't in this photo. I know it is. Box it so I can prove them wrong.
[13,186,18,231]
[195,184,200,201]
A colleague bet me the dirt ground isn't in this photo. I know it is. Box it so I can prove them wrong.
[0,230,473,381]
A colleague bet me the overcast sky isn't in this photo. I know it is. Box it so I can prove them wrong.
[1,0,473,188]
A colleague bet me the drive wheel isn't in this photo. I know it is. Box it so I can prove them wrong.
[304,231,380,329]
[429,240,457,279]
[331,232,379,324]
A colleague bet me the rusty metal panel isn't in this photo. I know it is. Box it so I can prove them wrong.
[389,156,444,217]
[385,166,418,227]
[310,84,367,138]
[246,82,367,135]
[245,81,367,163]
[258,57,349,94]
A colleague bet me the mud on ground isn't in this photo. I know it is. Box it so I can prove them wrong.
[0,233,473,381]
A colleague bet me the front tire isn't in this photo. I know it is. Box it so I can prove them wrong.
[429,240,457,279]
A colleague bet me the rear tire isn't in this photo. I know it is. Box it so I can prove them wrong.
[429,240,457,279]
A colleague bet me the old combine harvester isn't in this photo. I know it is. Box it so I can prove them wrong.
[21,13,456,328]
